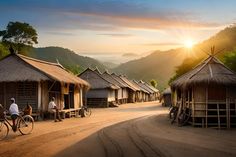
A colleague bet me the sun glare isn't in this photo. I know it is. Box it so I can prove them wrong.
[184,40,194,48]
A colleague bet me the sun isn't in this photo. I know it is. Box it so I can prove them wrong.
[184,40,194,48]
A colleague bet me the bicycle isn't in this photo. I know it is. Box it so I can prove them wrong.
[79,105,92,117]
[0,112,34,140]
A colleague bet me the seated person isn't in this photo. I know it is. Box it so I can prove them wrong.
[48,97,62,122]
[24,104,32,115]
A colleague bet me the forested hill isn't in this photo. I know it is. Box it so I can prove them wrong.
[113,48,186,90]
[113,25,236,90]
[27,47,107,74]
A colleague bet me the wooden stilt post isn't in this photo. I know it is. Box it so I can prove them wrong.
[192,87,195,126]
[206,86,208,128]
[3,82,6,109]
[217,103,220,129]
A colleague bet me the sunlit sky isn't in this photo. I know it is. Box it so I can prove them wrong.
[0,0,236,55]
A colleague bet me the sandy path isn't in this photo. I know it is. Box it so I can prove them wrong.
[0,102,235,157]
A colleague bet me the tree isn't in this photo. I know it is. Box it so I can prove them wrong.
[0,42,9,58]
[0,21,38,53]
[150,79,158,88]
[223,49,236,72]
[168,57,203,85]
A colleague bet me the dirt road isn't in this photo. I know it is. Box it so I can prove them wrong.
[0,102,235,157]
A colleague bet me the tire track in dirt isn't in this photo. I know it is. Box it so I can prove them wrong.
[126,116,167,157]
[97,128,124,157]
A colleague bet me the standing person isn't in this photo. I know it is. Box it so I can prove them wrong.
[48,97,62,122]
[9,98,19,132]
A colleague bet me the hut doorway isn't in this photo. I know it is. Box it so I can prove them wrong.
[64,85,75,109]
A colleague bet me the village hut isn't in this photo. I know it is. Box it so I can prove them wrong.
[171,55,236,128]
[79,68,119,107]
[142,81,160,100]
[132,80,150,102]
[161,87,171,107]
[135,80,155,101]
[101,71,125,104]
[0,53,89,118]
[111,73,136,103]
[119,76,141,103]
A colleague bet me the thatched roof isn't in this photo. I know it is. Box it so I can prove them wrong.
[0,54,89,87]
[111,73,136,91]
[162,87,171,95]
[79,68,119,90]
[101,71,123,88]
[171,56,236,89]
[119,75,140,91]
[135,80,154,94]
[132,80,150,93]
[142,81,159,93]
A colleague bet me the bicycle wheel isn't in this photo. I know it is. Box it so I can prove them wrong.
[18,115,34,135]
[85,108,92,117]
[0,122,9,140]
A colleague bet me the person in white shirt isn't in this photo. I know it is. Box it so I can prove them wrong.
[9,98,19,131]
[48,97,62,122]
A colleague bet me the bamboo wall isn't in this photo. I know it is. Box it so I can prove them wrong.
[173,85,236,128]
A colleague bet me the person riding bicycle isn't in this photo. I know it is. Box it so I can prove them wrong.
[9,98,19,132]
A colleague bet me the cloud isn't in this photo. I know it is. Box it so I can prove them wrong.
[122,53,138,57]
[0,0,225,32]
[97,33,134,37]
[142,42,183,46]
[45,31,76,36]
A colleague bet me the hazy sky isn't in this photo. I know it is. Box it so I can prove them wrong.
[0,0,236,55]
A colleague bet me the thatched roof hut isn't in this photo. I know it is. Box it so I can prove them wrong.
[161,87,171,107]
[119,75,141,102]
[132,80,150,102]
[171,55,236,128]
[0,54,89,115]
[171,56,236,89]
[79,68,119,107]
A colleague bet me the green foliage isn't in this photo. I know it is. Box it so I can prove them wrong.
[222,49,236,72]
[168,57,203,85]
[0,42,9,59]
[27,47,107,74]
[0,21,38,53]
[64,64,83,75]
[150,79,158,88]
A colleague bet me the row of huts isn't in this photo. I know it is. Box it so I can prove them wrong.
[170,53,236,128]
[0,53,159,118]
[79,68,160,107]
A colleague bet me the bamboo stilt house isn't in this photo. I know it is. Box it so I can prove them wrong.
[171,55,236,128]
[0,53,89,116]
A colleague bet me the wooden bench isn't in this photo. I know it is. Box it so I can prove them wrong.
[62,109,80,118]
[31,109,40,121]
